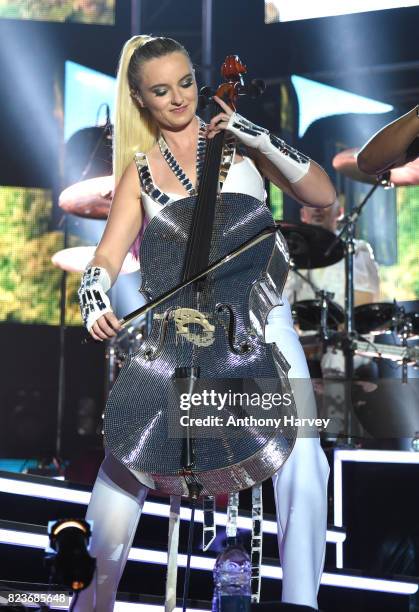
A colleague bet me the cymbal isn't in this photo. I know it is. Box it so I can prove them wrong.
[51,246,140,275]
[277,222,344,269]
[292,299,344,331]
[332,148,375,184]
[59,175,114,219]
[333,148,419,186]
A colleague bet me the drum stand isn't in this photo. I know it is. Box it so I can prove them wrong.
[325,173,390,443]
[290,263,336,345]
[391,303,415,384]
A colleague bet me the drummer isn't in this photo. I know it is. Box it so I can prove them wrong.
[284,197,380,309]
[284,196,380,379]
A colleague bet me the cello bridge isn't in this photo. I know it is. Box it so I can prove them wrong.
[173,307,215,347]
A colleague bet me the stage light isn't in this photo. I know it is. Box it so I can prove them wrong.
[1,525,416,596]
[291,76,393,138]
[47,519,96,592]
[265,1,419,23]
[335,449,419,464]
[333,449,419,568]
[0,475,344,544]
[0,527,47,549]
[0,476,91,504]
[320,572,418,594]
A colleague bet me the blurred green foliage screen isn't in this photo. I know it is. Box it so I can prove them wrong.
[378,185,419,301]
[0,0,115,25]
[0,187,81,325]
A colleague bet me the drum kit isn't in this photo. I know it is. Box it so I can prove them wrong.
[52,140,419,444]
[283,149,419,443]
[278,221,418,363]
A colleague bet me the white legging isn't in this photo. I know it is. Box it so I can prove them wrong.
[74,298,329,611]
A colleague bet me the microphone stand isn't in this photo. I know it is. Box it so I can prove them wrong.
[325,172,391,444]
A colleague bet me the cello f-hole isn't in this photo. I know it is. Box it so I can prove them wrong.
[216,303,254,355]
[143,307,174,361]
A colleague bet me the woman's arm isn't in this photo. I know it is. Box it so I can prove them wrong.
[251,149,336,208]
[357,106,419,175]
[79,160,143,340]
[208,97,336,208]
[92,161,143,281]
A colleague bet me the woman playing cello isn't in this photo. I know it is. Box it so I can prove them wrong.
[76,35,336,612]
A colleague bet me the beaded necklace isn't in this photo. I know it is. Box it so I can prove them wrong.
[158,118,207,197]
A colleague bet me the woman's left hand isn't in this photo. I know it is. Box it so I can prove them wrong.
[206,95,234,139]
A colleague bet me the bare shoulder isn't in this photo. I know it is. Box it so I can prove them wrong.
[105,159,142,226]
[108,160,142,213]
[117,159,141,194]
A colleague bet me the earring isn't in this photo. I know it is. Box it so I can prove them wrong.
[130,90,140,103]
[130,91,146,108]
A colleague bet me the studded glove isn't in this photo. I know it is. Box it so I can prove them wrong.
[226,112,310,183]
[78,266,113,332]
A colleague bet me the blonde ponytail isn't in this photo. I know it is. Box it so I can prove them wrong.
[113,35,158,185]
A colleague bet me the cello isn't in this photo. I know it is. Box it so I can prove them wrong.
[103,55,297,498]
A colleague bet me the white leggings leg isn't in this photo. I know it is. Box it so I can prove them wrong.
[72,452,149,612]
[272,437,329,608]
[266,302,330,608]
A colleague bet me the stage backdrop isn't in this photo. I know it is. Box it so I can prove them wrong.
[0,0,115,25]
[0,186,81,324]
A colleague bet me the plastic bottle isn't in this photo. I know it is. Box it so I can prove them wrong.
[411,431,419,452]
[212,540,252,612]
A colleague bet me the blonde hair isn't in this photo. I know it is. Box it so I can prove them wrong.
[113,35,190,185]
[113,35,157,184]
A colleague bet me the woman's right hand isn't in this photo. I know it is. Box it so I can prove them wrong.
[78,161,143,341]
[90,311,122,341]
[78,266,121,341]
